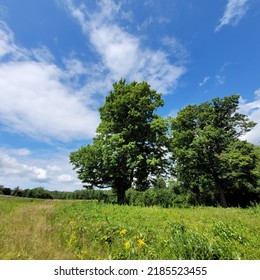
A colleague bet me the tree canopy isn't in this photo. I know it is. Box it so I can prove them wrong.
[170,94,258,207]
[70,79,170,204]
[70,80,259,207]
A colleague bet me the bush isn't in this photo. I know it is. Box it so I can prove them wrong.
[2,187,11,196]
[125,188,177,207]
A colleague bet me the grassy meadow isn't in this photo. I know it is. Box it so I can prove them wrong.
[0,195,259,260]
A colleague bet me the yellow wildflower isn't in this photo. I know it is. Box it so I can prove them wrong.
[69,220,75,226]
[119,229,127,236]
[124,241,131,249]
[137,239,145,247]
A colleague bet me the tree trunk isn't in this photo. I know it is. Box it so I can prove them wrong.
[116,185,126,205]
[217,184,228,208]
[213,173,228,208]
[115,177,132,205]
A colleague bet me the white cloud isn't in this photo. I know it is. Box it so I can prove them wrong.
[62,0,186,94]
[215,0,249,32]
[215,75,226,85]
[255,88,260,98]
[47,165,62,172]
[0,152,48,182]
[0,153,25,176]
[0,150,80,190]
[32,168,49,182]
[239,89,260,145]
[199,76,210,87]
[63,58,87,78]
[0,22,100,142]
[137,16,154,31]
[0,20,28,59]
[90,24,140,78]
[161,36,189,63]
[0,21,16,57]
[32,45,55,63]
[11,148,31,156]
[57,174,74,183]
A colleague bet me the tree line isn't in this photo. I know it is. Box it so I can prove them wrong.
[70,79,260,207]
[0,185,109,200]
[0,183,177,206]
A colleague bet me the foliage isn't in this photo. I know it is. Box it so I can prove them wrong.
[12,187,23,197]
[0,185,116,201]
[125,188,174,208]
[170,94,259,207]
[2,187,11,196]
[22,187,53,199]
[253,145,260,188]
[153,176,167,189]
[70,79,170,204]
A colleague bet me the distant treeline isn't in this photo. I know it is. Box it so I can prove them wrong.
[0,183,186,207]
[1,178,259,208]
[0,185,109,200]
[0,180,187,207]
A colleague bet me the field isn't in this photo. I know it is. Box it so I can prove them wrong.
[0,196,259,260]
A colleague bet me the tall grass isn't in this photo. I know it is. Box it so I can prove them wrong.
[0,197,76,259]
[0,196,259,260]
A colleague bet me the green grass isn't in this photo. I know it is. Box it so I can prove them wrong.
[0,196,259,260]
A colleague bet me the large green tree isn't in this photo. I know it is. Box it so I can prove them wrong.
[170,94,258,207]
[70,80,170,204]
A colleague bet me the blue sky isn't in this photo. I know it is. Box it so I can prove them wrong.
[0,0,260,191]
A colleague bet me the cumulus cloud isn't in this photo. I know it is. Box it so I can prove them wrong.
[239,89,260,145]
[0,153,25,176]
[62,0,186,94]
[0,22,100,142]
[0,150,80,189]
[215,0,249,32]
[0,152,48,182]
[32,168,49,182]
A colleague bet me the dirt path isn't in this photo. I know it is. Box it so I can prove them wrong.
[0,200,75,259]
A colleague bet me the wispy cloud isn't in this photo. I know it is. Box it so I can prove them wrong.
[0,20,28,59]
[9,148,31,156]
[162,36,189,64]
[137,16,153,31]
[199,76,210,87]
[215,75,226,85]
[61,0,186,94]
[215,0,249,32]
[214,63,229,85]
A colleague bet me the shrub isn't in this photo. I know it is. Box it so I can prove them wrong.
[2,187,11,196]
